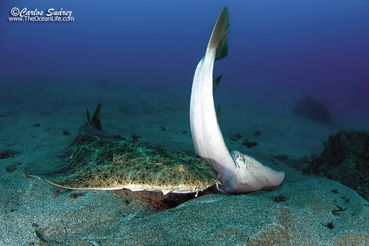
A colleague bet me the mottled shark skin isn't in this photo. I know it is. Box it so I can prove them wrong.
[190,7,285,194]
[27,123,218,195]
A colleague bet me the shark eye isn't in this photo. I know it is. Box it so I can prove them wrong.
[234,153,244,163]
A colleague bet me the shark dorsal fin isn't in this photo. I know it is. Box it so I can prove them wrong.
[92,103,102,130]
[87,104,102,130]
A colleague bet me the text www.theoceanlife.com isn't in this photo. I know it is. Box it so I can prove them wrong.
[8,7,75,23]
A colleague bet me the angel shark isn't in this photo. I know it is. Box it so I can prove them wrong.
[190,7,285,194]
[27,7,284,201]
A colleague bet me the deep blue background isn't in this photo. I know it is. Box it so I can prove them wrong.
[1,0,368,126]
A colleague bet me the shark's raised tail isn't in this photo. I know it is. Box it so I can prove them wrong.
[189,7,285,194]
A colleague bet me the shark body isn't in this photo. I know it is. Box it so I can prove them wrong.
[190,7,285,194]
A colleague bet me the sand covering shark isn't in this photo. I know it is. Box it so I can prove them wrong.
[28,7,284,197]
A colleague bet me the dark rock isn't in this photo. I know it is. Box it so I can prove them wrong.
[341,196,350,204]
[62,130,70,136]
[34,123,40,127]
[131,134,140,141]
[242,140,258,148]
[273,195,288,203]
[326,222,335,230]
[0,149,19,159]
[6,163,19,173]
[294,97,335,125]
[69,192,85,200]
[113,135,125,140]
[304,130,369,200]
[230,133,242,141]
[332,203,346,216]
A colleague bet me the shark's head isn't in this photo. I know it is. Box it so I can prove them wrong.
[225,150,285,193]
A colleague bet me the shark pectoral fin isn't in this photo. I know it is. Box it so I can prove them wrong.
[162,190,171,196]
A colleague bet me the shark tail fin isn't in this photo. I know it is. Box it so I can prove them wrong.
[207,7,229,61]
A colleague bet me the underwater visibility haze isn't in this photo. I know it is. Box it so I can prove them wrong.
[1,1,369,245]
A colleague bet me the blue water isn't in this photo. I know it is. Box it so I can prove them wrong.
[1,0,369,128]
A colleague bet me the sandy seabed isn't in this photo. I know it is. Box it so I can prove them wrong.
[1,80,368,245]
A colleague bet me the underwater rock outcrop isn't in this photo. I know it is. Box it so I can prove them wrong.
[304,130,369,200]
[294,97,335,125]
